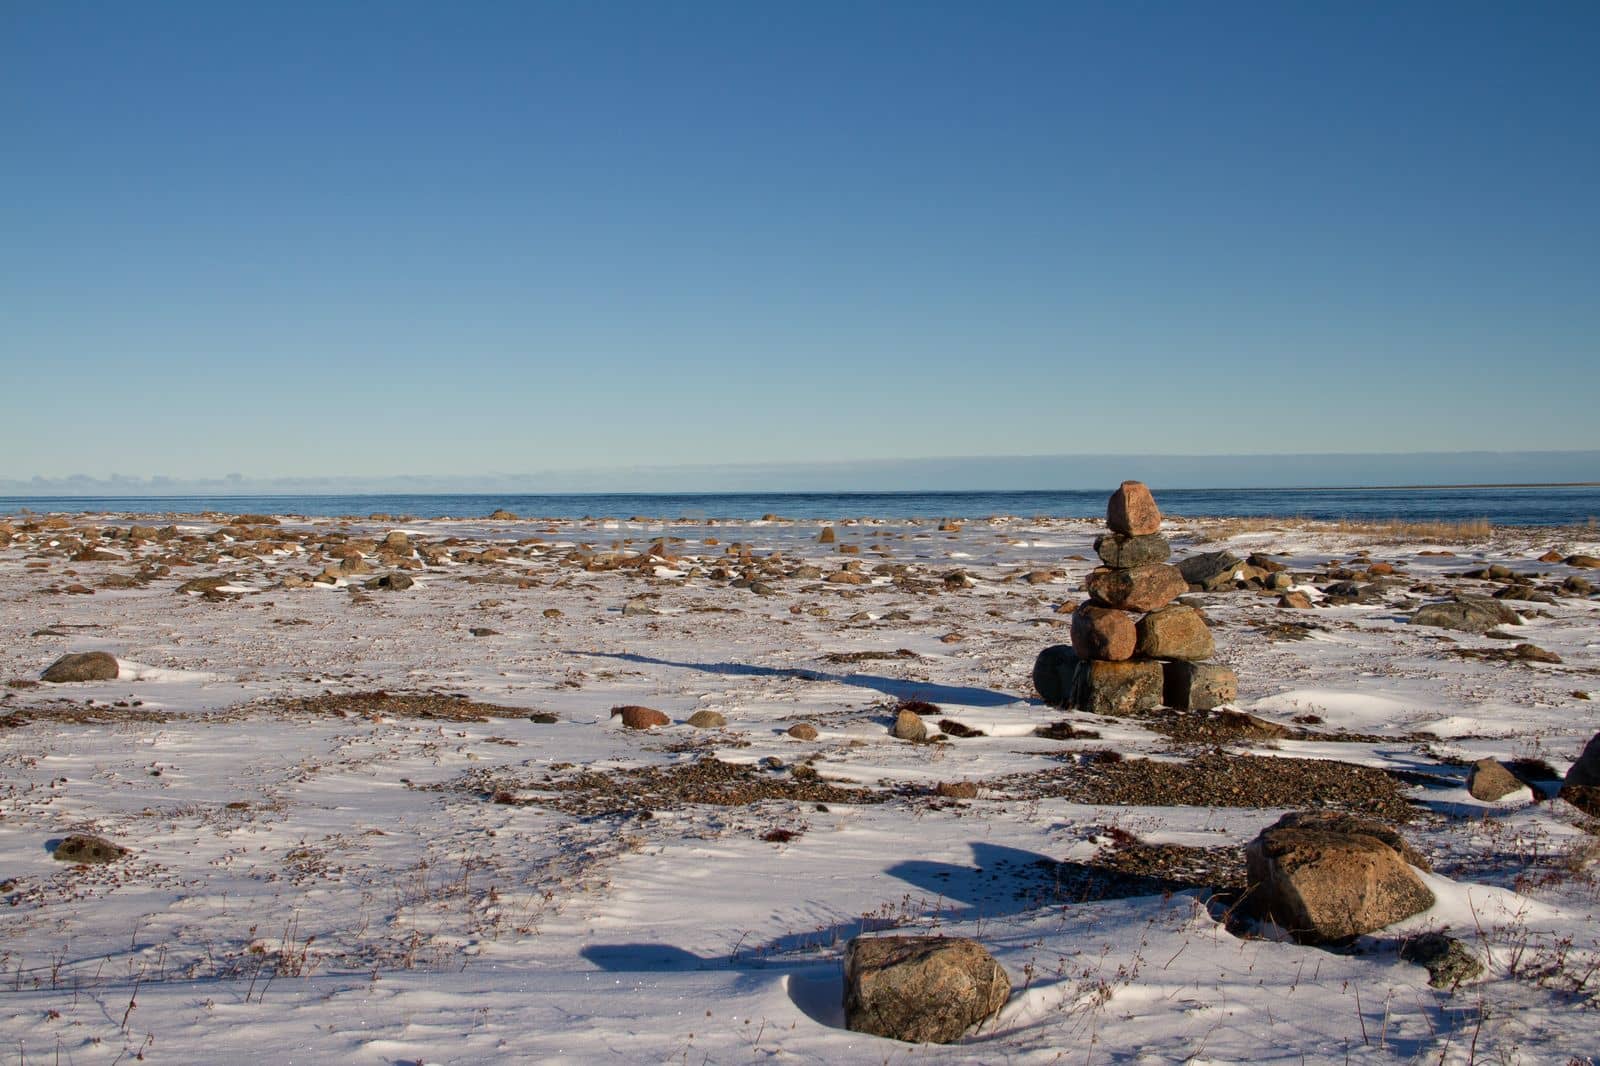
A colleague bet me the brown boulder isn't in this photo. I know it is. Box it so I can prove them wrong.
[1278,591,1313,609]
[1566,554,1600,569]
[52,834,129,864]
[41,652,119,683]
[891,709,929,742]
[1245,812,1435,943]
[1070,605,1137,662]
[844,936,1010,1044]
[611,705,670,730]
[786,722,819,740]
[1161,661,1237,711]
[1467,759,1527,802]
[1563,731,1600,789]
[1084,564,1187,612]
[686,710,728,729]
[1135,605,1215,661]
[1106,480,1161,536]
[1077,658,1164,715]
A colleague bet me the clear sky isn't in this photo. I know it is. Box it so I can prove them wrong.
[3,2,1597,487]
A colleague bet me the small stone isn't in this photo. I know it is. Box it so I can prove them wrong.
[468,627,499,637]
[41,652,119,683]
[52,834,128,864]
[1278,590,1313,609]
[1467,759,1527,802]
[611,705,670,730]
[622,597,660,616]
[1070,605,1137,662]
[366,573,414,591]
[1093,533,1171,568]
[1162,662,1237,711]
[844,935,1010,1044]
[542,608,563,618]
[786,722,819,740]
[687,710,728,729]
[818,527,837,544]
[1135,605,1214,661]
[1511,643,1561,664]
[935,781,978,799]
[1106,481,1161,536]
[1400,932,1483,988]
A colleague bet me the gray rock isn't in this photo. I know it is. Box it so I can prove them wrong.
[1564,731,1600,789]
[1178,551,1245,592]
[41,652,119,683]
[1411,597,1521,633]
[1032,644,1080,708]
[844,935,1010,1044]
[1400,932,1483,988]
[366,573,414,591]
[1093,533,1171,569]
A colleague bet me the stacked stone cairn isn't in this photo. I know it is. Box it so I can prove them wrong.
[1034,481,1238,714]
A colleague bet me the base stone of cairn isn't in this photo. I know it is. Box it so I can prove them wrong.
[1035,481,1238,714]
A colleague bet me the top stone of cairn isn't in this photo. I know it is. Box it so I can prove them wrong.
[1106,480,1161,536]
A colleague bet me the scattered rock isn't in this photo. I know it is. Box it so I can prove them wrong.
[818,527,837,544]
[1177,551,1246,592]
[1106,480,1161,536]
[844,935,1010,1044]
[1278,590,1313,609]
[1563,731,1600,789]
[786,722,819,740]
[1400,932,1483,988]
[1410,597,1521,634]
[935,781,979,799]
[611,705,670,730]
[686,710,728,729]
[1566,554,1600,569]
[1245,811,1434,943]
[622,597,660,616]
[52,834,128,864]
[367,573,414,591]
[1467,759,1527,802]
[41,652,119,683]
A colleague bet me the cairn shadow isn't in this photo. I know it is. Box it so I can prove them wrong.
[575,650,1021,708]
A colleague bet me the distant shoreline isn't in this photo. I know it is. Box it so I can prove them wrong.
[2,481,1598,499]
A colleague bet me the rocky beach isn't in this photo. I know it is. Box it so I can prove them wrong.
[2,499,1598,1063]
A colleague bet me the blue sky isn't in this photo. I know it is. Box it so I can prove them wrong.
[3,2,1597,487]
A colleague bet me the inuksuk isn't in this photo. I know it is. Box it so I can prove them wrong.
[1034,480,1237,713]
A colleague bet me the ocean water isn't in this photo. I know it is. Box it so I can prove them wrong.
[2,486,1598,526]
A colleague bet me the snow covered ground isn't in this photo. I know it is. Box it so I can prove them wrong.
[1,511,1597,1064]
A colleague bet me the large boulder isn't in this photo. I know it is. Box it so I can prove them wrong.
[1032,644,1080,707]
[1106,480,1162,536]
[1135,606,1215,661]
[1084,564,1187,612]
[1161,661,1237,710]
[1410,596,1522,634]
[41,652,119,683]
[1077,659,1164,715]
[1561,731,1600,813]
[1245,811,1434,943]
[844,935,1010,1044]
[1177,551,1246,592]
[1093,533,1171,569]
[1070,605,1137,662]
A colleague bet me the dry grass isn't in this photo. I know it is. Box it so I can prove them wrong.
[1189,515,1497,544]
